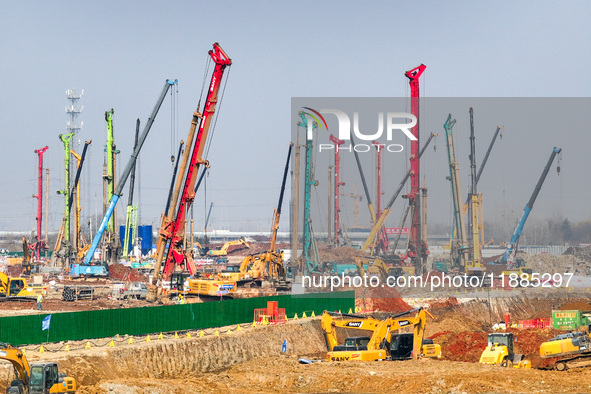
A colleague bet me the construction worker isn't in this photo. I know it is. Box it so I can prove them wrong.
[36,292,43,311]
[178,294,185,305]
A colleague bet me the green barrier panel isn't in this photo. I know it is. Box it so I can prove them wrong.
[0,291,354,346]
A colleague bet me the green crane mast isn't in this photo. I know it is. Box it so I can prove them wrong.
[58,132,75,263]
[297,111,320,275]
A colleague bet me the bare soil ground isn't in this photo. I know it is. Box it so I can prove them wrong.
[5,294,588,394]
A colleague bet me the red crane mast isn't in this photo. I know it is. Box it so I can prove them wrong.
[404,64,427,274]
[162,43,232,280]
[32,146,49,260]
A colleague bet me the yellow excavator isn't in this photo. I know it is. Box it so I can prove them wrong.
[215,144,292,289]
[539,330,591,371]
[479,332,531,368]
[355,257,404,281]
[206,238,249,257]
[0,342,77,393]
[321,308,441,361]
[0,271,46,299]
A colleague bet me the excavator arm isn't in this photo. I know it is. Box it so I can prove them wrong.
[0,345,30,387]
[321,311,381,351]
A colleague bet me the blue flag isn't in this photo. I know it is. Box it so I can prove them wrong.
[282,339,287,353]
[42,315,51,331]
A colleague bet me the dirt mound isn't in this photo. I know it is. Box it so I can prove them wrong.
[108,263,146,282]
[564,246,591,262]
[438,331,488,362]
[559,301,591,311]
[354,286,411,313]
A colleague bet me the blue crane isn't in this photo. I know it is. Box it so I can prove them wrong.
[503,147,562,268]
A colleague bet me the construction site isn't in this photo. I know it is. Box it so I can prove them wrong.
[2,2,591,393]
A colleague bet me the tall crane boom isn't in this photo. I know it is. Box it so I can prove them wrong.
[298,111,319,275]
[32,146,48,261]
[360,133,437,253]
[123,119,141,258]
[503,147,562,267]
[444,114,470,271]
[82,79,178,266]
[161,43,232,281]
[329,134,345,245]
[270,143,293,252]
[404,64,427,274]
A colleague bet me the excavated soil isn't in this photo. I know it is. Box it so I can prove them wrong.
[4,296,589,393]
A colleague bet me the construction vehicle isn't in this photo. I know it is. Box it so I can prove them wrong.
[404,64,428,275]
[355,257,402,280]
[151,43,231,287]
[296,110,321,275]
[206,238,249,257]
[122,119,140,259]
[0,342,76,393]
[540,330,591,371]
[500,147,561,269]
[322,308,440,361]
[30,146,49,262]
[82,79,178,273]
[479,332,531,368]
[444,114,482,275]
[215,144,293,289]
[353,133,437,271]
[0,272,46,299]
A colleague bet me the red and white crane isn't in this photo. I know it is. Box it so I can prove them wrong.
[155,43,232,282]
[404,64,428,274]
[31,146,49,261]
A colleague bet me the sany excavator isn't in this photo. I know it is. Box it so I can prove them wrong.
[149,43,232,294]
[206,238,250,257]
[0,342,77,393]
[539,330,591,371]
[217,143,292,288]
[321,308,440,362]
[501,147,562,269]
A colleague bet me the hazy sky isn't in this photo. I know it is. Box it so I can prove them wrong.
[0,1,590,235]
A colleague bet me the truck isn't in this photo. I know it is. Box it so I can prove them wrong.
[112,282,149,300]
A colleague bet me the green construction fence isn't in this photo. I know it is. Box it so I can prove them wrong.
[0,291,354,346]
